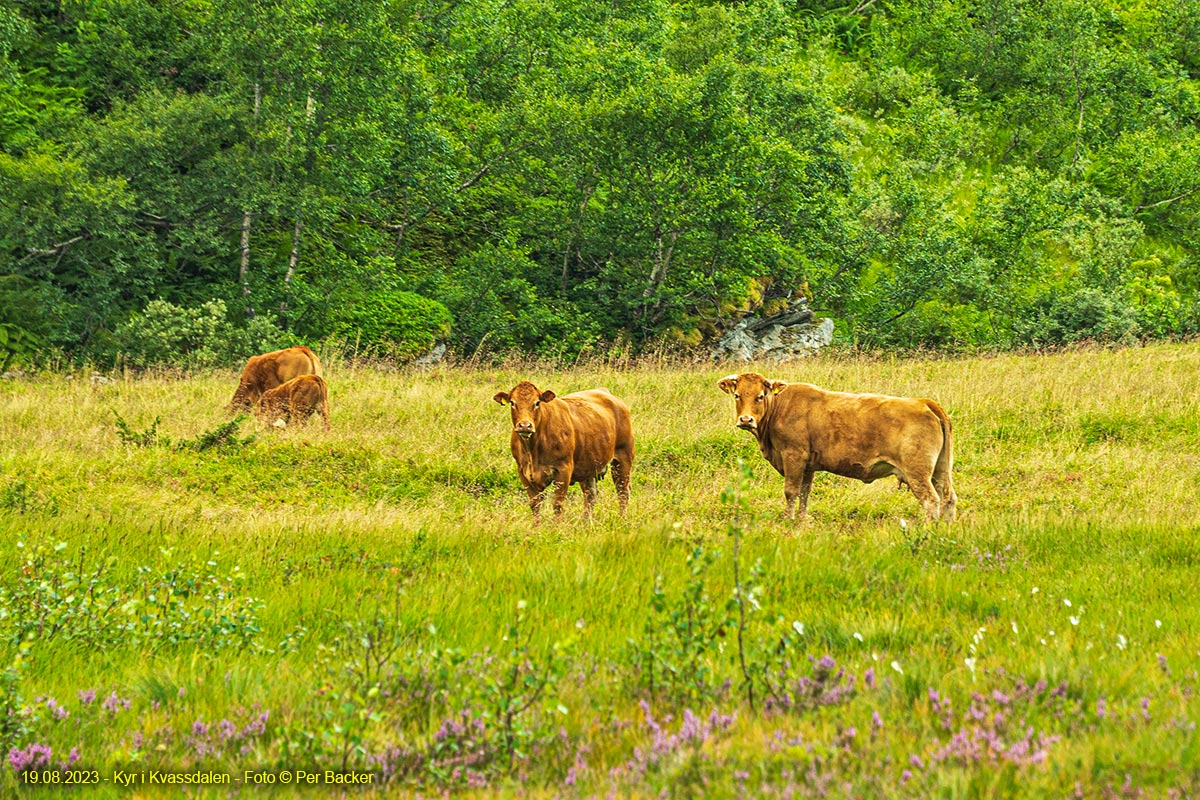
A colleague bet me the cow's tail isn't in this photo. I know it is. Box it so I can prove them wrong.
[926,400,956,522]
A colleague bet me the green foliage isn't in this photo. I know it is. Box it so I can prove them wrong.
[4,0,1200,357]
[439,241,600,357]
[631,546,736,706]
[331,288,451,360]
[0,322,39,372]
[114,410,255,451]
[113,411,165,448]
[116,299,285,369]
[0,641,33,755]
[0,479,60,516]
[1035,288,1141,345]
[0,542,263,652]
[175,415,256,452]
[290,595,574,786]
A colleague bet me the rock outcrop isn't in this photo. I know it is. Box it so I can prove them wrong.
[711,299,833,362]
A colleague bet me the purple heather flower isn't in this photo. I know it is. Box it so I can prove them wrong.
[8,743,53,774]
[58,747,80,771]
[1097,697,1108,719]
[45,698,69,720]
[864,668,876,689]
[871,710,884,731]
[243,712,268,737]
[78,689,96,704]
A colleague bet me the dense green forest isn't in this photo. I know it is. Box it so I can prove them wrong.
[2,0,1199,366]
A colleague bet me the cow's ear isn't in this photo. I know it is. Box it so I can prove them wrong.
[717,375,739,394]
[493,392,511,406]
[766,380,788,395]
[539,390,557,403]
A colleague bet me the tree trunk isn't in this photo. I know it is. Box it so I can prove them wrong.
[280,94,315,324]
[643,228,678,300]
[240,82,261,320]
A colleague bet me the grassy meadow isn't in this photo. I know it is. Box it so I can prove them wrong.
[1,344,1199,797]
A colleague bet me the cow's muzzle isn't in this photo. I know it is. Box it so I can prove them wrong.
[515,422,535,439]
[736,415,757,431]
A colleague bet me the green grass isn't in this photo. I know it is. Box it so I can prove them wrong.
[1,344,1199,797]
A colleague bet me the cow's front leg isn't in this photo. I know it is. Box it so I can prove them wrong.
[784,463,815,521]
[524,480,547,519]
[552,478,571,517]
[580,477,598,520]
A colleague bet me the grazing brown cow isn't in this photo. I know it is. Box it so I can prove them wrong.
[718,372,956,522]
[493,382,634,519]
[257,374,331,430]
[228,346,322,413]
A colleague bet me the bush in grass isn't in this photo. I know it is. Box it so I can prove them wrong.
[0,542,263,652]
[1026,288,1141,345]
[116,299,287,369]
[330,290,451,361]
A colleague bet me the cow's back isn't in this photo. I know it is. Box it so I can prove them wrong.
[768,384,945,476]
[255,346,321,385]
[559,389,633,481]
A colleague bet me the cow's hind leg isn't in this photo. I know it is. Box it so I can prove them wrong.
[610,447,633,515]
[934,466,956,522]
[905,470,943,521]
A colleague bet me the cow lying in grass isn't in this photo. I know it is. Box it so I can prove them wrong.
[228,346,322,413]
[257,374,331,430]
[493,381,634,519]
[718,372,956,522]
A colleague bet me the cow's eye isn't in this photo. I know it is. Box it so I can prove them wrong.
[733,393,740,399]
[757,394,765,402]
[534,401,540,408]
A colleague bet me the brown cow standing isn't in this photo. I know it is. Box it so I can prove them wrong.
[228,346,323,413]
[257,374,331,430]
[493,382,634,519]
[718,373,956,522]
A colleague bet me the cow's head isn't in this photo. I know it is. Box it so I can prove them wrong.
[494,381,556,439]
[717,373,788,432]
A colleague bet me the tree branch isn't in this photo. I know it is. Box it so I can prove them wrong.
[19,235,88,265]
[1135,188,1197,213]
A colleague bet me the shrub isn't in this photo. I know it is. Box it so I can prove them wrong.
[116,299,287,369]
[1032,288,1140,345]
[331,290,451,360]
